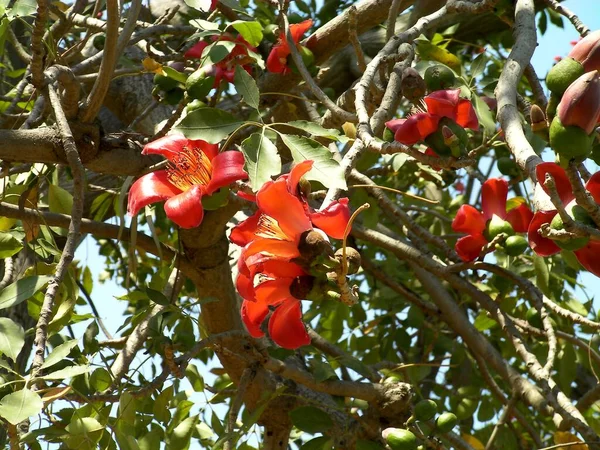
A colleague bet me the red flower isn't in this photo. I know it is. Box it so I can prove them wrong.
[240,260,310,349]
[128,135,247,228]
[528,162,600,277]
[385,89,479,145]
[231,160,351,348]
[184,34,257,86]
[452,178,533,261]
[267,20,313,74]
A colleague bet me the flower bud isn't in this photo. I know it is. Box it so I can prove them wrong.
[568,30,600,72]
[334,247,361,274]
[546,57,585,95]
[401,67,427,102]
[557,70,600,134]
[530,104,547,132]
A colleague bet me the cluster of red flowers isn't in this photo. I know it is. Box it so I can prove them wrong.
[230,161,351,349]
[184,34,257,87]
[266,20,313,74]
[528,163,600,277]
[385,89,479,146]
[452,178,533,262]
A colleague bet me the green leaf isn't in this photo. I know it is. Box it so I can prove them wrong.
[470,53,487,80]
[0,232,22,258]
[301,436,334,450]
[183,0,214,12]
[230,20,263,47]
[90,368,112,391]
[241,132,281,190]
[169,415,198,450]
[0,318,24,361]
[234,65,260,110]
[415,36,461,73]
[65,416,104,449]
[533,255,550,297]
[174,108,244,144]
[538,10,548,35]
[203,41,237,65]
[286,120,347,142]
[472,93,496,136]
[6,0,37,19]
[473,311,497,331]
[48,184,74,215]
[41,364,90,380]
[0,275,51,310]
[40,339,79,370]
[0,389,43,425]
[185,364,205,392]
[162,66,187,84]
[310,358,338,382]
[289,406,333,434]
[146,288,170,306]
[279,134,347,189]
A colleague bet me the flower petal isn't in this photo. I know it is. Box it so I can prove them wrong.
[394,113,440,145]
[455,98,479,130]
[261,260,306,278]
[205,151,247,195]
[506,203,534,233]
[452,205,486,235]
[268,299,310,349]
[585,171,600,204]
[267,45,290,74]
[481,178,508,220]
[528,210,561,257]
[290,19,313,43]
[184,41,208,59]
[143,135,220,162]
[236,272,255,301]
[574,239,600,277]
[257,180,312,241]
[163,185,205,228]
[536,162,574,205]
[241,300,268,338]
[287,160,314,195]
[385,119,406,133]
[455,234,488,262]
[128,170,181,216]
[424,89,461,118]
[255,278,293,305]
[230,211,261,247]
[243,238,301,261]
[309,198,351,239]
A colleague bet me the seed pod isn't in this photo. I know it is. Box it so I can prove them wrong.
[401,68,427,102]
[557,70,600,134]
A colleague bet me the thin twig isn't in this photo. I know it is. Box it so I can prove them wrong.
[348,6,367,72]
[79,0,120,122]
[282,12,357,123]
[543,0,590,36]
[31,82,85,379]
[30,0,50,88]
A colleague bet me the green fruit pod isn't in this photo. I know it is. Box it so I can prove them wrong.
[414,399,438,421]
[435,412,458,433]
[546,57,585,95]
[384,428,418,450]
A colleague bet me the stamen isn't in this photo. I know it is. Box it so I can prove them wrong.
[255,215,288,240]
[166,145,213,191]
